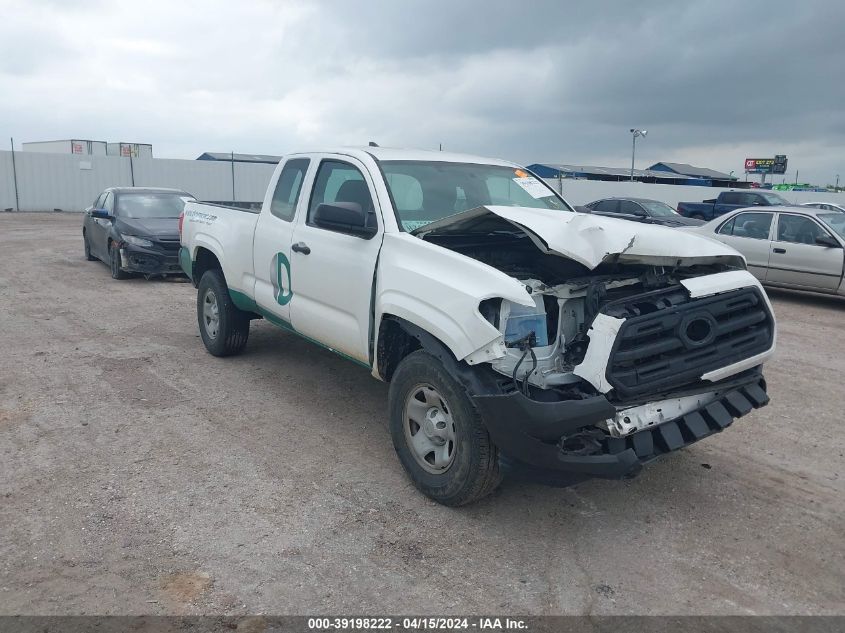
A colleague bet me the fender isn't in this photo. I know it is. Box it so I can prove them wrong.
[189,234,225,273]
[374,232,534,367]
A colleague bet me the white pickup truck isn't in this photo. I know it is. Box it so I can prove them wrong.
[179,147,776,505]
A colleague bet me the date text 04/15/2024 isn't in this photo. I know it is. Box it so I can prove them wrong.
[306,617,528,631]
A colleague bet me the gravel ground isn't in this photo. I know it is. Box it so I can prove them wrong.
[0,212,842,616]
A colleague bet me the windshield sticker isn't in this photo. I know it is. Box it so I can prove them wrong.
[402,220,435,231]
[513,176,554,199]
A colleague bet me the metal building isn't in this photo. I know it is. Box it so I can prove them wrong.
[22,139,108,156]
[196,152,281,164]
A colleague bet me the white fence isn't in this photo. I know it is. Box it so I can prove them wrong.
[0,150,276,212]
[542,178,845,209]
[2,149,844,213]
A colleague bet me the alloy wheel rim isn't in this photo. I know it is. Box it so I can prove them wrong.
[403,383,457,474]
[202,289,220,339]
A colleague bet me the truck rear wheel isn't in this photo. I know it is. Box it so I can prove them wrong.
[388,350,501,506]
[197,269,250,357]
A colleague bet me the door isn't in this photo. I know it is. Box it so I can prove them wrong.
[288,157,384,364]
[766,213,844,290]
[714,211,775,280]
[91,191,115,259]
[252,157,312,324]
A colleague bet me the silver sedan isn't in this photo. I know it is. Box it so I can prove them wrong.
[688,206,845,296]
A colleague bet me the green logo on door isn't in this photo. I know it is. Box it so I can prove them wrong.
[275,252,293,305]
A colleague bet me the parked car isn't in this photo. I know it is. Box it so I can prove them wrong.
[584,197,703,227]
[800,201,845,213]
[685,206,845,295]
[677,190,791,221]
[180,147,775,506]
[83,187,195,279]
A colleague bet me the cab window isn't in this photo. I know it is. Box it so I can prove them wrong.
[103,192,115,214]
[308,160,375,224]
[619,201,645,216]
[718,212,772,240]
[270,158,310,221]
[776,215,831,245]
[593,200,618,213]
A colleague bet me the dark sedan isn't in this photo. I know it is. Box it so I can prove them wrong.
[82,187,195,279]
[585,197,704,227]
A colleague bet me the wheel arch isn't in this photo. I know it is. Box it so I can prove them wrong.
[375,315,466,385]
[192,246,223,287]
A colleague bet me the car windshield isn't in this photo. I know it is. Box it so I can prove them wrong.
[117,193,193,218]
[818,213,845,240]
[378,161,572,231]
[761,192,790,205]
[640,201,679,217]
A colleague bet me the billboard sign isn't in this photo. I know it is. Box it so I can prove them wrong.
[745,155,787,174]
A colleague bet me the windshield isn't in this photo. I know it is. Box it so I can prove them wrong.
[117,193,194,218]
[640,201,679,217]
[378,161,571,231]
[761,192,790,205]
[819,213,845,240]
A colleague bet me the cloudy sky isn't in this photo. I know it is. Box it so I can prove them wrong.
[1,0,844,185]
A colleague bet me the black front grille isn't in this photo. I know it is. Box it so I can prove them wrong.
[604,286,774,399]
[155,238,181,253]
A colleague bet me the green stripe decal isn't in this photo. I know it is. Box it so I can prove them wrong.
[226,288,371,370]
[179,247,193,279]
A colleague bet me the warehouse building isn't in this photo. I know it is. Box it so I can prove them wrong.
[647,162,738,187]
[527,163,699,185]
[22,139,152,158]
[196,152,281,164]
[528,161,745,187]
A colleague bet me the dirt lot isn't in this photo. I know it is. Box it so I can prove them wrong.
[0,212,843,616]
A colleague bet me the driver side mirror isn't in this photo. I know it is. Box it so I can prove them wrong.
[91,209,113,220]
[313,202,377,238]
[815,234,841,248]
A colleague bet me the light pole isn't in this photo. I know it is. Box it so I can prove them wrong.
[836,174,840,191]
[630,129,647,181]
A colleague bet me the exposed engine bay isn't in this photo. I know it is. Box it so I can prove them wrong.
[421,224,775,438]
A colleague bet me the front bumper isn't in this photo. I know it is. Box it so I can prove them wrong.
[120,245,183,275]
[473,371,769,479]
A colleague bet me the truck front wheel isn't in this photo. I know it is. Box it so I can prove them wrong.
[197,269,250,357]
[388,350,502,506]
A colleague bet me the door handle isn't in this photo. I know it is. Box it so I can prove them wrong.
[291,242,311,255]
[773,248,786,254]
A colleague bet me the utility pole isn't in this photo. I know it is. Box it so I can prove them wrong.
[629,129,647,181]
[231,151,236,202]
[836,174,840,191]
[10,137,20,211]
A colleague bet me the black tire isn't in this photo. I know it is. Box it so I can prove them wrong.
[197,269,250,357]
[109,243,128,279]
[388,350,501,506]
[690,213,706,221]
[83,232,97,261]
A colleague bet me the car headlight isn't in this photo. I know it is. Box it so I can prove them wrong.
[120,234,153,248]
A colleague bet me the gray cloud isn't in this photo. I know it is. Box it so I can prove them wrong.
[1,0,843,184]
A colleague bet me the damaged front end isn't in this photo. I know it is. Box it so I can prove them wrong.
[415,206,776,477]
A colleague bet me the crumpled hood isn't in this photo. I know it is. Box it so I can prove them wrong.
[414,205,745,270]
